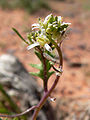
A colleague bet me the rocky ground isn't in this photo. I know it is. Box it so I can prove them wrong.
[0,0,90,119]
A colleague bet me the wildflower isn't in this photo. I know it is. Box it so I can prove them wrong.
[44,43,52,52]
[61,22,71,26]
[57,16,62,23]
[27,42,40,50]
[27,14,71,52]
[43,14,52,25]
[32,23,40,30]
[36,35,50,47]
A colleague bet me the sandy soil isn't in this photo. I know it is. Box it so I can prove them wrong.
[0,0,90,119]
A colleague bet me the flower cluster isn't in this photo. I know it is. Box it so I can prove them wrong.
[27,14,71,52]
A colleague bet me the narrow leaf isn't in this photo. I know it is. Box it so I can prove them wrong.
[30,72,43,80]
[46,61,52,71]
[13,117,19,120]
[29,63,43,70]
[12,28,29,45]
[35,50,42,62]
[4,119,8,120]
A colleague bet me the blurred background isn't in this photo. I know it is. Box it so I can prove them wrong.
[0,0,90,120]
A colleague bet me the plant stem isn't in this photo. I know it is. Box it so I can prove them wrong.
[32,75,60,120]
[0,106,36,118]
[50,39,63,67]
[42,53,48,92]
[56,46,63,67]
[38,48,48,92]
[32,45,63,120]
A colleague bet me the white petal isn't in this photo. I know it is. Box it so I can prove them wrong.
[40,29,45,35]
[61,22,71,26]
[44,43,52,52]
[58,16,62,23]
[43,14,52,24]
[32,23,40,27]
[27,42,40,50]
[43,35,47,39]
[32,27,39,30]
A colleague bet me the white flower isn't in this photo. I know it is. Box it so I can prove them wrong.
[44,43,52,52]
[27,42,40,50]
[61,22,71,26]
[40,28,46,35]
[27,41,52,53]
[32,23,40,27]
[32,27,39,30]
[58,16,62,23]
[27,42,52,52]
[32,23,40,30]
[43,14,52,24]
[48,23,53,28]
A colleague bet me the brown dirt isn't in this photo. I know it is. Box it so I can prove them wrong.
[0,0,90,119]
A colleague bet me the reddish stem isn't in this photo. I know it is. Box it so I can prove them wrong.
[0,106,37,118]
[32,75,60,120]
[32,45,63,120]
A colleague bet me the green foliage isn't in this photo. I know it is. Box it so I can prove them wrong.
[35,51,43,62]
[12,28,29,45]
[4,118,20,120]
[18,0,50,13]
[4,118,8,120]
[30,64,42,70]
[0,0,50,13]
[30,50,55,80]
[13,117,19,120]
[0,0,10,9]
[0,84,27,120]
[0,84,20,113]
[0,102,10,114]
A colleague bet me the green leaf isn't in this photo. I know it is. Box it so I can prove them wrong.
[13,117,19,120]
[12,28,29,45]
[45,50,55,58]
[35,50,42,62]
[4,118,8,120]
[30,72,44,80]
[0,108,9,114]
[59,24,68,31]
[31,50,54,81]
[46,60,52,71]
[30,64,54,80]
[29,63,43,70]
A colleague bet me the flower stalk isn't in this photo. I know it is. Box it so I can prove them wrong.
[32,44,62,120]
